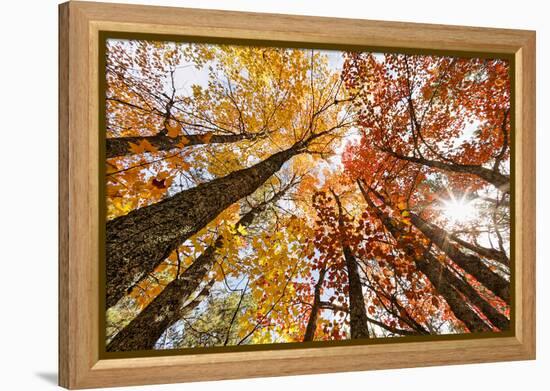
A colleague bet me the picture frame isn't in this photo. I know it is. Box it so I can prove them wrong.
[59,1,536,389]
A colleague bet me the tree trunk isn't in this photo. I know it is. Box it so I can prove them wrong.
[413,255,494,332]
[303,267,327,342]
[106,145,298,308]
[437,261,509,331]
[449,233,509,266]
[409,213,510,304]
[106,194,274,352]
[344,246,371,339]
[106,132,253,159]
[107,241,220,352]
[357,182,492,332]
[332,190,370,339]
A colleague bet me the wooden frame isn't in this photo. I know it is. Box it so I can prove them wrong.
[59,1,536,389]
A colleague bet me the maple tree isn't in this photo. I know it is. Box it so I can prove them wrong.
[105,40,511,351]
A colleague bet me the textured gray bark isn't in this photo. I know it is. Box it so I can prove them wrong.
[106,240,220,352]
[106,132,253,159]
[106,146,298,308]
[107,197,272,352]
[413,254,495,332]
[415,254,510,331]
[410,213,510,304]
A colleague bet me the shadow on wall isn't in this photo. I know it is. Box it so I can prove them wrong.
[35,372,57,386]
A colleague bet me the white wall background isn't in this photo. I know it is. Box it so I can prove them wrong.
[0,0,546,389]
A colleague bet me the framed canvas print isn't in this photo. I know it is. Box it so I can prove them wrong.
[59,1,536,389]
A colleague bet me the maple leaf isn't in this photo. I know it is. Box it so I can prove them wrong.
[176,135,190,148]
[128,139,158,154]
[166,122,181,138]
[236,224,248,236]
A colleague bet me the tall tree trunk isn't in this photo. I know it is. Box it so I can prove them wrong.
[357,181,492,332]
[413,254,496,332]
[107,200,270,351]
[343,247,371,339]
[106,132,253,159]
[365,185,509,328]
[107,242,219,352]
[107,184,287,351]
[332,191,370,339]
[106,145,299,308]
[437,261,509,331]
[303,267,327,342]
[409,213,510,304]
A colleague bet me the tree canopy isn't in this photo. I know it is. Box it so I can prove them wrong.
[105,39,511,351]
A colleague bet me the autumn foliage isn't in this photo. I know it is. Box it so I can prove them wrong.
[104,39,511,351]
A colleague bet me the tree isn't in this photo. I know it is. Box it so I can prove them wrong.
[107,177,298,351]
[342,53,510,191]
[357,180,508,331]
[105,43,353,308]
[105,41,511,350]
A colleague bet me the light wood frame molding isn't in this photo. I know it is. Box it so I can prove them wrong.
[59,1,536,389]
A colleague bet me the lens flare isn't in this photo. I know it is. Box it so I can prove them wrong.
[440,193,476,225]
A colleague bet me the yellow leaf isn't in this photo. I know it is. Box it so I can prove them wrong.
[179,160,191,171]
[397,201,407,210]
[236,224,248,236]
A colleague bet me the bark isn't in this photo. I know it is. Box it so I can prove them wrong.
[107,241,220,352]
[303,267,327,342]
[357,182,492,332]
[344,246,371,339]
[382,148,509,192]
[106,145,299,308]
[413,255,494,332]
[449,233,509,266]
[332,191,370,339]
[409,213,510,304]
[106,132,254,159]
[439,263,509,331]
[107,196,273,352]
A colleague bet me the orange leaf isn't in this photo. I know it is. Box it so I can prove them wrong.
[176,135,190,148]
[129,139,158,154]
[166,122,181,138]
[106,161,119,174]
